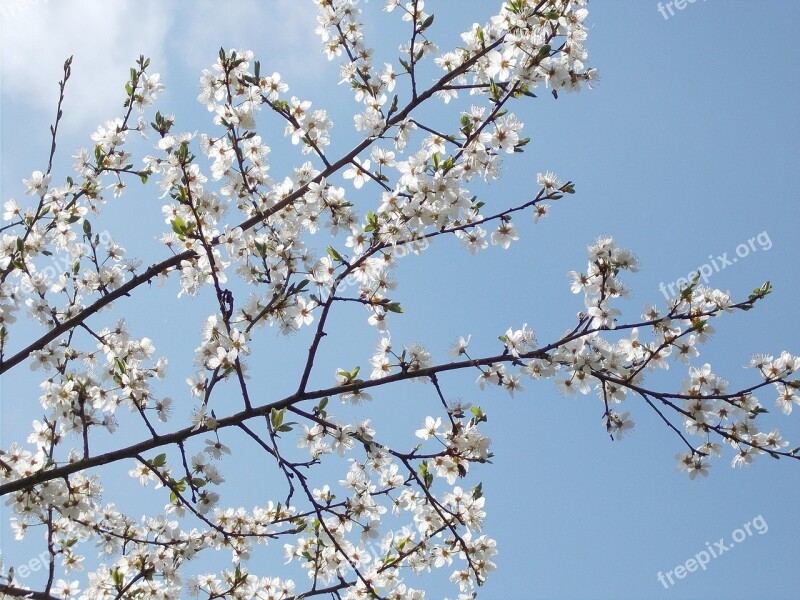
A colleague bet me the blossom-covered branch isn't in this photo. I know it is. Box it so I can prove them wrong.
[0,1,796,599]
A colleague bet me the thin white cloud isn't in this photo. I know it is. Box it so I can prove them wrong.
[1,0,332,137]
[1,0,173,134]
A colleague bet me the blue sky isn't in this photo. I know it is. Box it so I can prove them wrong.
[1,1,799,598]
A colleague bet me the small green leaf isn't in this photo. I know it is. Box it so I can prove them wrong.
[365,211,378,233]
[327,246,344,262]
[171,216,188,237]
[178,141,189,161]
[536,44,552,60]
[271,407,285,428]
[489,79,500,100]
[472,482,483,499]
[385,302,403,314]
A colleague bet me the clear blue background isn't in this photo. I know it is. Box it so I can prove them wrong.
[1,1,798,598]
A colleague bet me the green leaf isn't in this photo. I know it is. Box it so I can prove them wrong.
[271,407,285,428]
[385,301,403,314]
[152,453,167,467]
[337,366,361,383]
[293,278,309,293]
[327,246,344,262]
[514,137,530,151]
[472,482,483,499]
[749,281,772,301]
[178,141,189,161]
[420,14,434,30]
[489,79,500,100]
[365,211,378,233]
[83,219,92,237]
[536,44,552,60]
[171,216,188,237]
